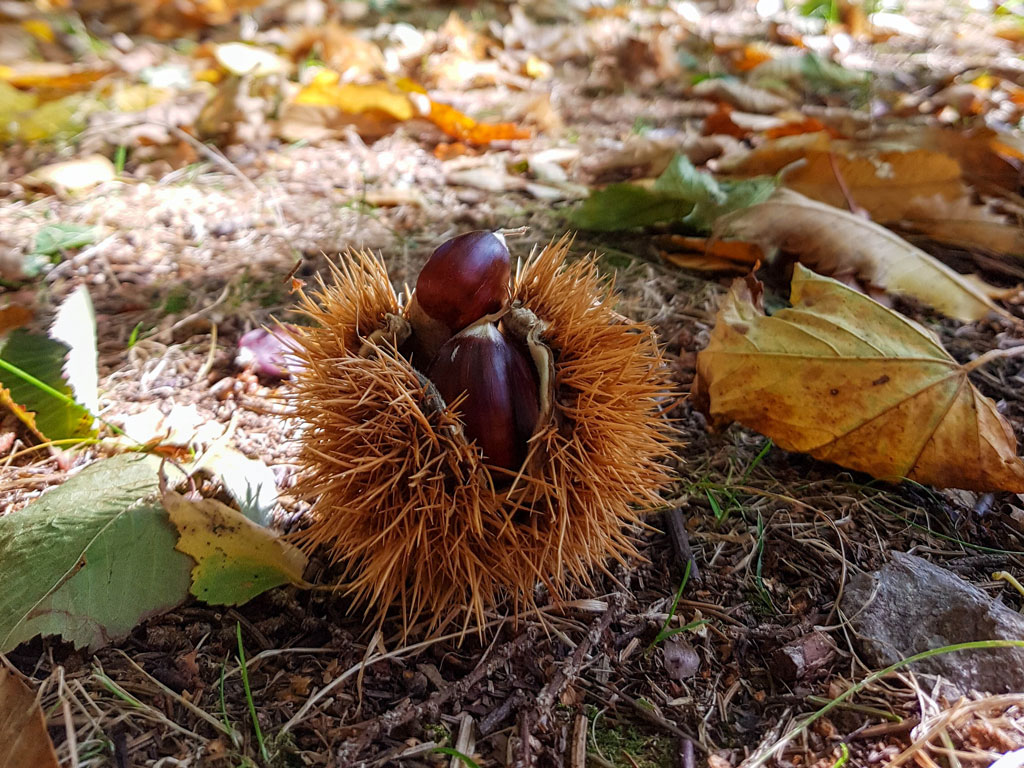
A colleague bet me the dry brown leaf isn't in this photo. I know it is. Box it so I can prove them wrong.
[716,188,1008,323]
[659,235,763,273]
[717,131,832,176]
[904,126,1022,197]
[0,667,59,768]
[288,23,385,80]
[694,266,1024,492]
[781,149,967,221]
[692,78,791,114]
[899,194,1024,258]
[703,103,750,139]
[0,61,110,91]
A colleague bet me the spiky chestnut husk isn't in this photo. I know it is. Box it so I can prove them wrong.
[288,236,674,634]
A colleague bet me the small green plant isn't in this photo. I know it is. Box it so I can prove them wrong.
[236,622,270,763]
[650,561,708,648]
[431,747,482,768]
[113,144,128,175]
[161,285,192,315]
[588,708,673,768]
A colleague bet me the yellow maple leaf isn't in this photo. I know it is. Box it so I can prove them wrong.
[694,265,1024,492]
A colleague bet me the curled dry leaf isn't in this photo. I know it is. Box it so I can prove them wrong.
[694,265,1024,492]
[716,188,1008,323]
[691,78,791,114]
[0,667,59,768]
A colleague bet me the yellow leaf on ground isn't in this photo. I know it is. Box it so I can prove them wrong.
[716,188,1008,323]
[694,266,1024,492]
[293,71,413,121]
[0,668,59,768]
[164,490,308,605]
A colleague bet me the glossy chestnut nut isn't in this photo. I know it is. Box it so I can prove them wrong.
[427,321,539,471]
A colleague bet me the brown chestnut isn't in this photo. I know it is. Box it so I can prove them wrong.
[427,321,539,471]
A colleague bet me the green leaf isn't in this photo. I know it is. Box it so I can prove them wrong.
[32,224,96,258]
[164,491,307,605]
[568,155,777,234]
[657,155,777,232]
[800,52,870,92]
[0,329,95,440]
[566,183,693,231]
[0,455,193,653]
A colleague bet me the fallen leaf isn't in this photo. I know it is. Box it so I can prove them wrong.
[716,188,1007,323]
[691,78,792,114]
[703,103,750,139]
[0,61,110,91]
[214,42,291,77]
[0,455,193,653]
[0,668,59,768]
[422,97,530,144]
[21,154,116,192]
[898,195,1024,258]
[659,235,764,273]
[717,131,833,176]
[569,155,775,233]
[164,490,307,605]
[193,441,279,526]
[897,126,1022,197]
[0,82,85,142]
[294,71,414,121]
[567,183,693,231]
[695,266,1024,492]
[781,149,967,222]
[655,155,776,232]
[0,329,95,441]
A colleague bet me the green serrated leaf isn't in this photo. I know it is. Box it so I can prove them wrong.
[0,454,193,653]
[0,329,94,440]
[566,183,693,231]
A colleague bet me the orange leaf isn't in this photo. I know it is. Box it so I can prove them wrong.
[660,235,763,273]
[424,99,530,145]
[702,104,750,139]
[695,266,1024,492]
[764,117,835,139]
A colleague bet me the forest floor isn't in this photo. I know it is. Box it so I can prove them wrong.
[3,1,1024,766]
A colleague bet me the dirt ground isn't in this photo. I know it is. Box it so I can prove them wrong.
[3,1,1024,766]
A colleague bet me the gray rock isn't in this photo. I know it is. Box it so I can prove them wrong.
[841,552,1024,695]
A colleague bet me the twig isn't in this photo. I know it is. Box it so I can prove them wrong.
[349,626,538,755]
[514,595,626,767]
[963,345,1024,373]
[663,507,700,581]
